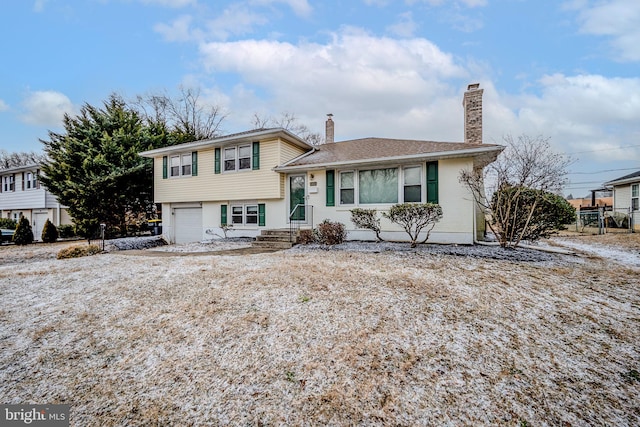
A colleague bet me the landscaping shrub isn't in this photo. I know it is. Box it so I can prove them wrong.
[298,229,315,244]
[0,218,17,230]
[384,203,443,248]
[41,219,59,243]
[12,216,34,245]
[58,224,76,238]
[57,244,102,259]
[350,208,383,241]
[315,220,347,245]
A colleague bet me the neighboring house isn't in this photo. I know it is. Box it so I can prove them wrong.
[140,84,504,245]
[605,170,640,230]
[567,188,613,211]
[0,164,71,240]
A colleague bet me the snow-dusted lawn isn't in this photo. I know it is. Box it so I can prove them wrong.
[0,236,639,426]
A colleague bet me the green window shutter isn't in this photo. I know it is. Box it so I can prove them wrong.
[426,161,438,204]
[258,203,266,226]
[192,151,198,176]
[214,148,221,174]
[326,169,335,207]
[252,142,260,170]
[221,204,227,225]
[162,156,168,179]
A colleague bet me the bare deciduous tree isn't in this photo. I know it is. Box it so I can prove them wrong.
[460,134,573,248]
[0,150,47,169]
[251,112,324,145]
[136,86,227,142]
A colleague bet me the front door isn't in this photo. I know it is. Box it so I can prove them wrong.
[289,175,306,221]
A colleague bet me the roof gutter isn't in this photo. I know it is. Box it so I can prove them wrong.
[139,128,311,157]
[273,145,504,172]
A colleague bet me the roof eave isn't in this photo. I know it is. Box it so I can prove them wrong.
[139,128,312,157]
[605,176,640,187]
[273,145,504,172]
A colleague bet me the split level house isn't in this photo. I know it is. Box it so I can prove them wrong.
[605,170,640,230]
[0,164,71,240]
[139,84,505,245]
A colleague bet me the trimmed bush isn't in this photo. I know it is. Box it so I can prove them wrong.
[0,218,17,230]
[298,229,315,244]
[57,244,102,259]
[57,224,76,238]
[12,216,34,245]
[383,203,443,248]
[41,219,59,243]
[315,220,347,245]
[350,208,383,241]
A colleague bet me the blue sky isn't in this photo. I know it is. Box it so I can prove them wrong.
[1,0,639,196]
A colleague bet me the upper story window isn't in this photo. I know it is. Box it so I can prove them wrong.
[25,172,38,190]
[632,184,639,211]
[224,144,252,172]
[170,153,193,177]
[3,175,15,192]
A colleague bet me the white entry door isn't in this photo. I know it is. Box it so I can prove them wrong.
[32,212,49,242]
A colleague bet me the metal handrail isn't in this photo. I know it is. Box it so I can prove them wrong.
[289,204,313,243]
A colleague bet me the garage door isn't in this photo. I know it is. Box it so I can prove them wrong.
[174,208,203,244]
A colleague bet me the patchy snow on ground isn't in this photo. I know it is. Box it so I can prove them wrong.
[551,236,640,268]
[147,237,253,253]
[1,236,638,426]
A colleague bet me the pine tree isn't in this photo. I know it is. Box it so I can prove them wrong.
[12,216,34,245]
[41,219,59,243]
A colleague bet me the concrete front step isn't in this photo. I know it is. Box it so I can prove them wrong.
[251,229,299,250]
[251,240,294,249]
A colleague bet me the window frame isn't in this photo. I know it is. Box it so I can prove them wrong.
[632,184,639,211]
[339,166,423,206]
[4,175,15,192]
[223,144,252,173]
[230,204,260,226]
[169,152,194,178]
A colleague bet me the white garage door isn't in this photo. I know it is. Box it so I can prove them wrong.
[174,208,203,244]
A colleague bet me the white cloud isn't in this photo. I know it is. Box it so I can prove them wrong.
[33,0,48,12]
[199,29,468,139]
[498,74,640,162]
[154,15,202,42]
[387,12,418,37]
[0,99,9,112]
[571,0,640,61]
[407,0,487,7]
[205,4,268,41]
[140,0,196,7]
[251,0,313,17]
[20,91,75,127]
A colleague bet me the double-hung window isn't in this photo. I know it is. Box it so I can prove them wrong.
[632,184,639,211]
[340,172,355,204]
[3,175,15,192]
[403,166,422,203]
[26,172,38,190]
[231,204,259,225]
[224,144,252,172]
[169,153,194,177]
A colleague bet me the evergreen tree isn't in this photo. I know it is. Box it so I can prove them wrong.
[12,216,34,245]
[40,94,171,239]
[41,219,59,243]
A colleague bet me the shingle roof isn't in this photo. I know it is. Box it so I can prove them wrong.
[605,169,640,185]
[279,137,503,169]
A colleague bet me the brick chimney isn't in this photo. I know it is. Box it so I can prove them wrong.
[463,83,483,144]
[325,113,334,144]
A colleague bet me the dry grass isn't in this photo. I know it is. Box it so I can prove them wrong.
[0,238,639,426]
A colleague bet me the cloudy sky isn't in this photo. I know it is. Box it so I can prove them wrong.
[1,0,638,196]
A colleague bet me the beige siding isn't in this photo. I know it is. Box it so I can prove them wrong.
[154,138,306,203]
